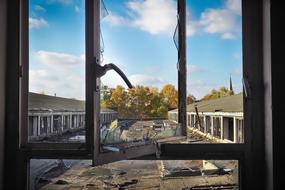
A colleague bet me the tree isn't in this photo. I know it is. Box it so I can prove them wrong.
[100,84,178,119]
[201,87,234,101]
[161,84,178,109]
[126,86,168,119]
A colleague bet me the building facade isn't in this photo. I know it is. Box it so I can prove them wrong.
[168,93,244,143]
[28,93,117,141]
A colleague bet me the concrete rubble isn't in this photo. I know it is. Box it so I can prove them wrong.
[40,160,238,190]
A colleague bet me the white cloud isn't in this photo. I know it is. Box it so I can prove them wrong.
[103,0,197,37]
[101,70,130,88]
[101,72,165,89]
[46,0,73,5]
[199,0,241,40]
[30,69,85,100]
[226,0,242,16]
[232,68,242,76]
[34,51,85,67]
[200,9,236,34]
[74,5,81,13]
[187,21,198,37]
[188,80,219,99]
[29,18,48,29]
[127,0,177,35]
[129,74,164,86]
[188,77,243,99]
[187,64,206,74]
[104,13,128,26]
[221,32,236,40]
[233,52,242,60]
[35,5,46,12]
[185,9,199,37]
[30,51,85,100]
[100,63,169,89]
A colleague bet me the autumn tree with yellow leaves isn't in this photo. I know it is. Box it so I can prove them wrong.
[201,87,234,101]
[101,84,179,119]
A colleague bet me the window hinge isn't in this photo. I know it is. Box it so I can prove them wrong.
[19,65,23,78]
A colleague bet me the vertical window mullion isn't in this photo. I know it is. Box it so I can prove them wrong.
[20,0,29,147]
[87,0,101,166]
[178,0,187,136]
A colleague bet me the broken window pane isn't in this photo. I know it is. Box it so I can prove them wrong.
[31,159,239,190]
[167,0,244,144]
[99,0,182,151]
[28,0,86,143]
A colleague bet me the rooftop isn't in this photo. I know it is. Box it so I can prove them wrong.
[170,93,243,113]
[28,92,117,113]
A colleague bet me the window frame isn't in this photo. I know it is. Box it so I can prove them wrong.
[91,0,188,166]
[19,0,94,156]
[13,0,265,189]
[158,1,265,189]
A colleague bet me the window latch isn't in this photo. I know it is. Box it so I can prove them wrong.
[94,59,133,89]
[242,77,251,98]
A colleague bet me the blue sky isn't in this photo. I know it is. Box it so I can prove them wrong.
[29,0,242,100]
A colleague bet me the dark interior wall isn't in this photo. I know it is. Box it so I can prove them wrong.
[0,0,7,189]
[271,1,285,189]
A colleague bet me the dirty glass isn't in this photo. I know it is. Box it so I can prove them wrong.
[99,0,182,152]
[28,0,86,143]
[30,159,239,190]
[182,0,244,144]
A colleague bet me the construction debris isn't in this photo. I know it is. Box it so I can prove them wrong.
[40,160,238,190]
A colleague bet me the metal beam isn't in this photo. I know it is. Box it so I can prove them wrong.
[178,0,187,136]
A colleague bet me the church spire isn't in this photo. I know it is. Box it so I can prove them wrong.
[229,74,233,92]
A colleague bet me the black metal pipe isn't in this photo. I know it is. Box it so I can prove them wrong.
[95,61,133,89]
[104,63,133,89]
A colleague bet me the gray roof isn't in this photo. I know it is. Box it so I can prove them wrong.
[28,92,117,113]
[188,93,243,113]
[170,93,243,113]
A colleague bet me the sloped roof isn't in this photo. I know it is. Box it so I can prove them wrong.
[189,93,243,113]
[29,92,85,112]
[28,92,117,113]
[170,93,243,113]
